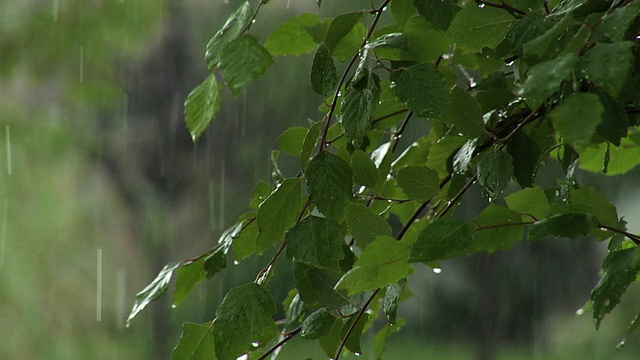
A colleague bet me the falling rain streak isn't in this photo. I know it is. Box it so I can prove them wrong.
[96,248,103,322]
[53,0,59,21]
[79,45,84,84]
[5,126,12,176]
[0,200,7,267]
[219,161,226,229]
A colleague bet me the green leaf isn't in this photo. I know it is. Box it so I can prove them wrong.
[345,203,392,249]
[395,63,448,120]
[301,121,321,168]
[336,236,411,294]
[232,219,259,261]
[508,13,552,58]
[453,139,478,174]
[583,41,635,98]
[171,322,215,360]
[596,93,627,147]
[618,307,640,350]
[550,93,603,149]
[319,318,344,357]
[528,213,598,241]
[391,0,416,27]
[219,34,274,96]
[174,257,207,307]
[522,13,574,62]
[265,13,322,56]
[325,12,363,51]
[570,186,619,229]
[126,262,180,327]
[518,53,578,110]
[427,135,466,178]
[277,127,308,156]
[374,319,405,359]
[204,248,227,278]
[591,248,640,329]
[214,283,278,360]
[579,138,640,175]
[402,16,449,63]
[414,0,459,31]
[205,1,253,70]
[446,86,485,139]
[507,132,541,188]
[383,281,405,325]
[301,308,336,339]
[472,205,524,253]
[293,261,350,309]
[477,148,514,200]
[250,182,271,209]
[366,33,409,51]
[596,0,640,42]
[332,22,367,61]
[409,218,475,262]
[311,44,338,98]
[184,74,222,143]
[341,312,370,354]
[306,151,353,220]
[396,166,440,202]
[447,4,516,53]
[286,216,345,270]
[341,71,381,144]
[350,149,379,189]
[505,186,551,220]
[256,178,304,254]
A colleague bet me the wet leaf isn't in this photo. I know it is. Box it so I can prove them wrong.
[392,0,416,27]
[213,283,278,360]
[256,178,304,253]
[395,63,448,120]
[383,281,406,325]
[472,205,524,253]
[341,312,369,354]
[415,0,459,31]
[591,248,640,329]
[306,151,353,220]
[507,132,541,188]
[286,216,345,270]
[518,53,578,110]
[301,308,336,339]
[171,322,215,360]
[219,34,274,96]
[583,41,635,98]
[205,1,253,70]
[447,86,484,139]
[409,218,475,262]
[311,44,338,98]
[127,262,180,327]
[293,261,350,309]
[324,12,363,51]
[265,13,322,56]
[550,93,603,149]
[184,74,222,143]
[336,236,411,294]
[396,166,440,202]
[505,186,551,220]
[341,71,381,144]
[447,4,516,52]
[477,148,513,200]
[350,149,379,189]
[344,203,392,249]
[277,126,308,156]
[528,213,598,241]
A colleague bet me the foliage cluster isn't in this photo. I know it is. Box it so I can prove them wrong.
[127,0,640,358]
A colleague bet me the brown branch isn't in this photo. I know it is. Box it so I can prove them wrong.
[256,326,302,360]
[335,288,380,359]
[475,0,526,15]
[598,223,640,245]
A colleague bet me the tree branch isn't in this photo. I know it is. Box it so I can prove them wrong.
[256,326,302,360]
[335,288,380,360]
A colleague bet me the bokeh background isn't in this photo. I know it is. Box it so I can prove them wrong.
[2,1,640,359]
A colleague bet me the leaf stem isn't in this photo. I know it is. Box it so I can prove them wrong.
[319,0,392,149]
[256,326,302,360]
[598,223,640,245]
[475,0,526,15]
[334,288,380,360]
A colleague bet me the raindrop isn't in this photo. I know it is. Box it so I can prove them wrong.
[171,304,177,309]
[233,260,239,265]
[5,126,12,176]
[478,3,486,8]
[286,0,290,9]
[354,352,362,356]
[251,19,256,24]
[251,342,260,347]
[381,6,388,11]
[80,45,84,84]
[505,60,515,66]
[433,268,442,274]
[575,308,584,315]
[116,269,126,330]
[96,248,103,322]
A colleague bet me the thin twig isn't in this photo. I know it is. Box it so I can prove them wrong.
[476,0,526,15]
[390,111,413,153]
[439,174,478,218]
[334,288,380,360]
[598,223,640,245]
[256,327,302,360]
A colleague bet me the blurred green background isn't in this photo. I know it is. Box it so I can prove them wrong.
[2,1,640,359]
